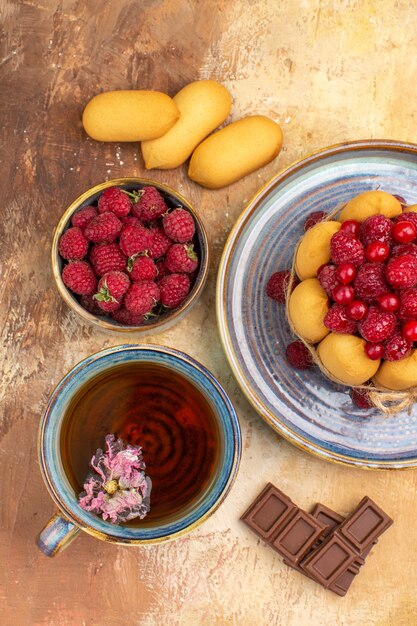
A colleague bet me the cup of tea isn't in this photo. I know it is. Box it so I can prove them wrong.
[37,345,241,556]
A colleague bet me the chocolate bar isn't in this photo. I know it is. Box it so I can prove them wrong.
[241,484,393,598]
[241,483,298,542]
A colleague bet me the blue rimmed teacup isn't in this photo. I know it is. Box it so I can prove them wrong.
[37,344,241,556]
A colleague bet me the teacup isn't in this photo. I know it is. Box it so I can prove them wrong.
[37,344,241,556]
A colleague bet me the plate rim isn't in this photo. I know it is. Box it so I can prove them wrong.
[216,138,417,470]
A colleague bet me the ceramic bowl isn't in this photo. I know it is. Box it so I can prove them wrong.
[52,177,209,334]
[217,139,417,469]
[37,344,241,555]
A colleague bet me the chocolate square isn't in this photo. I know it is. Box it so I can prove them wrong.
[311,503,344,538]
[271,510,326,564]
[301,533,358,588]
[241,483,297,542]
[338,496,393,552]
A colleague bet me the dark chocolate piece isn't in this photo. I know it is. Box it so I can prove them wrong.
[241,483,297,542]
[271,509,326,565]
[301,533,358,588]
[337,496,393,552]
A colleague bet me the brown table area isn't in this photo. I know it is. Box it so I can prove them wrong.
[2,1,417,624]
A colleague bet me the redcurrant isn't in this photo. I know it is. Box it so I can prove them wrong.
[340,220,360,236]
[365,241,389,263]
[364,343,384,360]
[377,292,400,312]
[332,284,355,305]
[335,263,356,284]
[392,221,417,243]
[347,300,368,320]
[402,320,417,342]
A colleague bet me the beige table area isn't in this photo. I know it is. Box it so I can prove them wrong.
[1,1,417,624]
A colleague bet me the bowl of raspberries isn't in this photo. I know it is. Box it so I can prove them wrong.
[52,178,208,332]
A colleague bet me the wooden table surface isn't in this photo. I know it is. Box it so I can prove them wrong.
[2,1,417,624]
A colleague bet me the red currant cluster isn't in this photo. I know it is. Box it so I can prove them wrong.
[320,211,417,362]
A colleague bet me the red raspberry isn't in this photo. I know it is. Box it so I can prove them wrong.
[84,212,122,243]
[285,341,313,369]
[354,263,389,302]
[358,305,396,342]
[165,244,198,273]
[163,208,195,243]
[62,261,97,295]
[330,231,365,267]
[155,259,170,282]
[386,254,417,289]
[391,242,417,258]
[350,388,373,410]
[147,226,172,259]
[120,215,142,228]
[89,243,127,276]
[59,227,89,260]
[396,211,417,230]
[79,293,102,315]
[71,205,98,230]
[133,186,168,222]
[98,187,132,217]
[112,307,145,326]
[324,304,357,334]
[128,255,157,282]
[383,330,412,361]
[303,211,327,231]
[119,224,151,257]
[317,264,340,296]
[266,270,298,303]
[399,287,417,319]
[159,273,191,308]
[359,215,392,246]
[93,271,130,312]
[125,281,160,316]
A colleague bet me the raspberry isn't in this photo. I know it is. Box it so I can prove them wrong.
[285,341,313,369]
[317,264,339,296]
[350,388,373,410]
[128,255,157,282]
[112,307,145,326]
[165,243,198,273]
[89,243,127,276]
[59,227,89,260]
[84,212,122,243]
[147,226,172,259]
[324,304,357,334]
[159,273,191,308]
[98,187,132,217]
[120,215,142,228]
[399,287,417,319]
[266,270,298,303]
[396,211,417,230]
[94,271,130,312]
[383,330,412,361]
[358,306,396,343]
[391,242,417,258]
[155,259,170,282]
[62,261,97,295]
[71,205,98,230]
[330,231,365,267]
[359,215,392,246]
[163,208,195,243]
[119,224,151,257]
[79,293,102,315]
[354,263,389,302]
[125,281,160,316]
[303,211,327,231]
[386,254,417,289]
[133,186,168,222]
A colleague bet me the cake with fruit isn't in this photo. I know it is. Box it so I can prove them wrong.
[267,189,417,411]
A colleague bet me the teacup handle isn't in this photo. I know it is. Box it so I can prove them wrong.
[37,512,81,557]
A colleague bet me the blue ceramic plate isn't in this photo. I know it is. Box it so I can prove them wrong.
[217,140,417,469]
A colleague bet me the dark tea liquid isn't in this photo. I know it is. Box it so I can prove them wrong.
[60,362,221,525]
